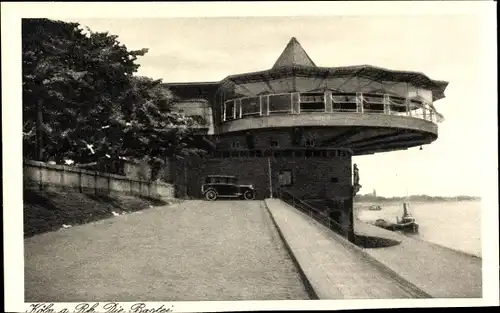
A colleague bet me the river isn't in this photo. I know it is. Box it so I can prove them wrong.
[355,200,482,258]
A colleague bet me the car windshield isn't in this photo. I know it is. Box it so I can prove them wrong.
[205,176,237,184]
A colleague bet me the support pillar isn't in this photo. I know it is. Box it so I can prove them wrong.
[356,92,364,113]
[325,91,333,113]
[268,156,273,198]
[346,194,355,243]
[383,94,390,115]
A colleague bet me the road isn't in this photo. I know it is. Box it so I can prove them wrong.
[25,200,310,301]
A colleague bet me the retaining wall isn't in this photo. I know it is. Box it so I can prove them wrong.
[23,160,174,200]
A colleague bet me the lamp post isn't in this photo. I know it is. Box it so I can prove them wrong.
[268,156,273,199]
[260,145,275,199]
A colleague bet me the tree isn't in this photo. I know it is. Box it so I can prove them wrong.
[23,18,148,163]
[108,75,206,179]
[22,18,206,175]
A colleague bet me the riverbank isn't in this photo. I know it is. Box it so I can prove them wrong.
[355,200,482,258]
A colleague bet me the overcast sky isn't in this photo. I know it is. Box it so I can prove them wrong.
[61,14,490,197]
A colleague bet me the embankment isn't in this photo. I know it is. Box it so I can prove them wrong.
[24,189,171,237]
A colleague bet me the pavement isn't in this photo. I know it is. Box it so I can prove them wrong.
[265,199,482,299]
[265,199,428,299]
[25,200,310,302]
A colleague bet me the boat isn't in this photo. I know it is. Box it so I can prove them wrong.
[395,202,419,233]
[373,202,419,233]
[368,205,382,211]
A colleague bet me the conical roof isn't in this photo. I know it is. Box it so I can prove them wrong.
[272,37,316,69]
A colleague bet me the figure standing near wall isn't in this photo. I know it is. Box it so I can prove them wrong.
[353,163,362,196]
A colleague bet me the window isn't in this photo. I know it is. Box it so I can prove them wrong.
[362,94,384,113]
[291,92,300,114]
[224,100,236,121]
[269,94,292,114]
[332,93,357,112]
[241,97,260,117]
[300,92,325,112]
[388,95,407,115]
[279,170,293,186]
[231,141,241,149]
[235,99,241,118]
[271,140,279,148]
[304,139,316,147]
[331,177,339,183]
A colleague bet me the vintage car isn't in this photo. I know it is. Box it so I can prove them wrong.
[201,175,255,201]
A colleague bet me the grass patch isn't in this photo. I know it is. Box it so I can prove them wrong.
[23,189,170,238]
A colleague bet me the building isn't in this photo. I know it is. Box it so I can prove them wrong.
[165,37,448,241]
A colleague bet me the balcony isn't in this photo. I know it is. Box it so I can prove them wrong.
[221,91,444,125]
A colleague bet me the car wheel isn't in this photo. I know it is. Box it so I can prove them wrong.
[205,189,218,201]
[243,190,255,200]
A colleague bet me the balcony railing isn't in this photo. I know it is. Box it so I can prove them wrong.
[222,91,444,124]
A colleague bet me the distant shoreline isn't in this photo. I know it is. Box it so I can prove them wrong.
[354,195,480,204]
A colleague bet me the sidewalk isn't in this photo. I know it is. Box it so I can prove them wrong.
[265,199,482,299]
[265,199,429,299]
[354,219,482,298]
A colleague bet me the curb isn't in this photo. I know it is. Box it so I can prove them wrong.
[268,199,432,299]
[263,200,319,300]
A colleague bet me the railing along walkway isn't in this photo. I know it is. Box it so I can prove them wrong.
[280,191,349,238]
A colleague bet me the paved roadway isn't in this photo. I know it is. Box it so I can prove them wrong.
[25,200,310,301]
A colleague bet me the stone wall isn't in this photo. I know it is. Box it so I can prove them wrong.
[24,160,174,200]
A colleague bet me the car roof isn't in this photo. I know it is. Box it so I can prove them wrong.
[206,175,236,178]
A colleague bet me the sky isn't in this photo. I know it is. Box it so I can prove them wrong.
[60,14,491,197]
